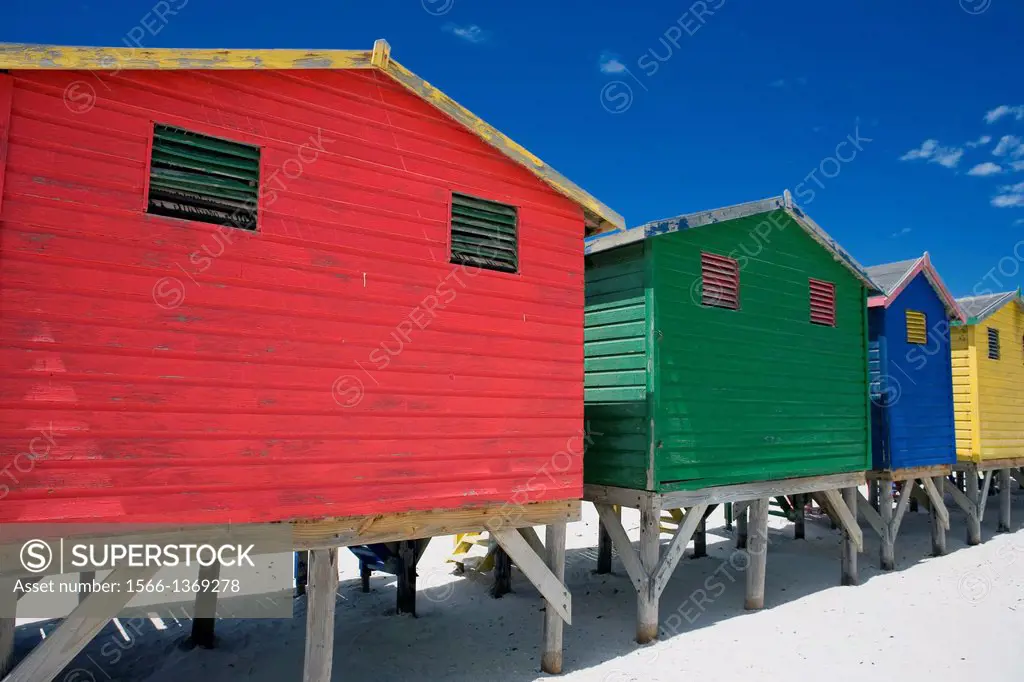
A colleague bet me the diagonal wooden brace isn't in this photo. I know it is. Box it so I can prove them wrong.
[492,528,571,624]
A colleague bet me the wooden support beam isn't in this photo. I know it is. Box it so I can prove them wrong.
[930,476,947,556]
[998,469,1012,533]
[490,547,512,599]
[190,561,221,648]
[596,505,617,574]
[396,540,418,614]
[920,477,949,530]
[854,489,886,538]
[303,548,339,682]
[491,528,571,625]
[868,478,879,511]
[517,526,546,560]
[817,489,863,551]
[658,471,865,508]
[840,487,858,586]
[978,470,993,523]
[692,513,707,559]
[294,550,309,596]
[360,562,371,592]
[735,503,748,550]
[541,523,567,675]
[964,471,982,545]
[0,579,15,678]
[636,495,659,644]
[794,493,806,540]
[594,503,644,593]
[745,498,769,610]
[652,503,709,600]
[3,564,159,682]
[878,480,895,571]
[890,478,914,542]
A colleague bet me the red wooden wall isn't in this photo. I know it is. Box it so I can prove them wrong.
[0,68,585,524]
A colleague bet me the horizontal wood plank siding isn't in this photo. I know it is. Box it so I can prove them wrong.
[951,325,976,460]
[976,303,1024,460]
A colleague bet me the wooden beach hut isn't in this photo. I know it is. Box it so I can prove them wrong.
[582,193,873,642]
[947,289,1024,544]
[860,253,966,568]
[0,41,624,680]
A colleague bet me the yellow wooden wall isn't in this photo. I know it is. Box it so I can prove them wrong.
[975,303,1024,460]
[951,325,976,460]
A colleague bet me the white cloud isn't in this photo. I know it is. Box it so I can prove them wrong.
[900,139,938,161]
[968,162,1003,176]
[599,52,626,74]
[899,139,964,169]
[890,227,912,238]
[444,24,489,43]
[991,181,1024,208]
[984,105,1024,124]
[1015,218,1024,226]
[769,78,786,88]
[1011,160,1024,172]
[993,135,1023,157]
[965,135,992,148]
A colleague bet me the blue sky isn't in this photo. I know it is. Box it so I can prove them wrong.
[5,0,1024,296]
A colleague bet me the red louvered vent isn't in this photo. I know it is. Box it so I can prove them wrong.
[700,252,740,310]
[809,278,836,327]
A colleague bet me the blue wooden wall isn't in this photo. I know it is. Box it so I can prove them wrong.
[867,272,957,470]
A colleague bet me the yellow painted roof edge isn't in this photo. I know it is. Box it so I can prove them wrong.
[0,39,625,231]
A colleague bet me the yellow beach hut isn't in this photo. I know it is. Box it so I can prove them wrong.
[949,289,1024,542]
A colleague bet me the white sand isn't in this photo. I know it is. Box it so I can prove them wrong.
[12,488,1024,681]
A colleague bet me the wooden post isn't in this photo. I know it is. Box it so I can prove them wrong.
[396,540,418,615]
[868,479,879,511]
[794,493,806,540]
[692,512,707,559]
[956,471,965,492]
[303,548,339,682]
[735,503,748,549]
[745,497,769,610]
[878,479,895,571]
[637,495,660,644]
[931,476,947,556]
[294,550,309,597]
[840,487,858,586]
[0,579,16,678]
[596,505,617,574]
[541,522,567,675]
[190,561,221,648]
[966,469,981,545]
[998,468,1011,533]
[724,501,733,530]
[360,562,371,592]
[491,546,512,598]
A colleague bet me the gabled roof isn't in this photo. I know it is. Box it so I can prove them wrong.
[585,191,879,291]
[954,290,1024,325]
[0,40,624,233]
[865,253,966,322]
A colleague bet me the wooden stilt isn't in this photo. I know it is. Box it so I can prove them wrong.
[745,497,769,610]
[998,468,1012,533]
[636,495,660,644]
[794,493,806,540]
[840,487,858,586]
[541,522,567,675]
[360,562,371,592]
[965,470,981,545]
[692,513,707,559]
[491,546,512,598]
[869,479,879,511]
[725,501,733,531]
[0,579,16,678]
[878,480,895,571]
[735,503,748,549]
[190,561,221,648]
[931,476,947,556]
[596,504,616,574]
[303,548,339,682]
[396,539,418,615]
[294,550,309,597]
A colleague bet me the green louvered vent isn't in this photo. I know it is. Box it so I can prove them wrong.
[450,193,518,273]
[147,124,260,230]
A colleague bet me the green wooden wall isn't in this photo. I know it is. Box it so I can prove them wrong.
[583,210,871,492]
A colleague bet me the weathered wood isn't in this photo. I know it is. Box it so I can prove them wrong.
[955,456,1024,471]
[794,493,806,539]
[745,498,769,610]
[490,546,512,599]
[303,548,339,682]
[890,479,914,542]
[541,523,567,675]
[397,540,418,614]
[491,528,571,625]
[0,579,15,678]
[517,526,546,560]
[584,485,650,509]
[867,464,952,481]
[732,500,750,518]
[818,488,863,551]
[692,513,707,559]
[594,503,644,593]
[930,476,947,556]
[998,468,1012,533]
[3,564,159,682]
[735,503,748,549]
[978,470,993,522]
[965,471,981,545]
[596,505,616,574]
[78,571,95,605]
[878,480,895,571]
[868,478,880,510]
[659,471,866,508]
[920,476,949,530]
[190,561,221,648]
[840,487,858,586]
[360,562,371,592]
[855,490,886,538]
[636,495,660,644]
[652,503,709,599]
[295,550,309,596]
